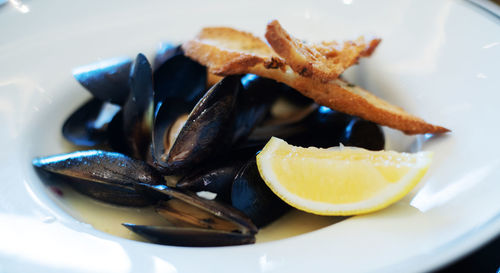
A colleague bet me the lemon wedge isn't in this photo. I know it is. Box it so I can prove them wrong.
[256,137,432,215]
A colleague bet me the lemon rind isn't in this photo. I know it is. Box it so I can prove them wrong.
[256,137,432,216]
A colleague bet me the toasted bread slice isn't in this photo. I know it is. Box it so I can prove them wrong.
[265,20,381,82]
[182,27,285,75]
[182,23,449,135]
[244,65,448,134]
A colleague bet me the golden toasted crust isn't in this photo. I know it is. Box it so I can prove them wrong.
[245,65,449,134]
[265,20,381,82]
[182,27,285,75]
[182,22,449,135]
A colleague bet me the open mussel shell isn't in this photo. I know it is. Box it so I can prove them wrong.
[246,104,385,150]
[340,117,385,150]
[286,107,385,150]
[175,143,260,203]
[134,184,258,235]
[285,106,353,148]
[234,76,315,147]
[153,43,183,71]
[232,159,290,228]
[62,98,121,147]
[242,104,318,150]
[230,75,283,145]
[106,109,128,155]
[32,150,163,206]
[242,87,318,148]
[153,75,241,174]
[175,159,246,203]
[72,57,132,105]
[153,52,206,116]
[122,224,255,247]
[122,53,154,160]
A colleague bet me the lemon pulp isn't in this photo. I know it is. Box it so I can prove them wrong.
[257,137,432,215]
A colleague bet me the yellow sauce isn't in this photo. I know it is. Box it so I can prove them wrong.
[53,184,342,244]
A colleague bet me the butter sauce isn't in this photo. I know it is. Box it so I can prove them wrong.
[53,184,341,243]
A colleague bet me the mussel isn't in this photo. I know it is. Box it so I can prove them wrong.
[340,117,385,150]
[62,98,121,147]
[122,225,255,247]
[153,43,183,71]
[121,53,154,160]
[72,56,132,106]
[247,105,385,151]
[153,49,206,116]
[32,150,163,206]
[152,75,241,174]
[230,74,283,145]
[176,158,246,203]
[231,159,290,228]
[125,184,258,246]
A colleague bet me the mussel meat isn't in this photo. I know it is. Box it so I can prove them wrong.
[152,75,241,174]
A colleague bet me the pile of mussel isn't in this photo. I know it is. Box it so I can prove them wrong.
[32,44,385,247]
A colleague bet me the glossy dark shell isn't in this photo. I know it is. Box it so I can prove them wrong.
[230,75,282,145]
[122,53,154,160]
[122,224,255,247]
[134,184,258,235]
[286,106,353,148]
[176,159,246,203]
[231,159,290,228]
[153,43,183,71]
[106,109,128,154]
[62,98,120,147]
[340,117,385,150]
[72,57,132,105]
[245,105,345,149]
[153,75,241,174]
[150,54,208,172]
[239,77,314,144]
[32,150,163,206]
[153,53,206,116]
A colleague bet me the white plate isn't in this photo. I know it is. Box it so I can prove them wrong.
[1,0,499,272]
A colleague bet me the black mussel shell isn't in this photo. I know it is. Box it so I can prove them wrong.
[243,104,331,149]
[176,159,246,203]
[230,75,282,145]
[73,57,132,105]
[122,224,255,247]
[134,184,258,235]
[244,87,318,147]
[106,109,128,154]
[122,53,154,160]
[340,117,385,150]
[246,105,385,151]
[32,150,163,206]
[62,98,120,147]
[231,159,290,228]
[156,199,245,232]
[285,106,353,148]
[153,75,241,174]
[153,53,206,116]
[153,43,183,71]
